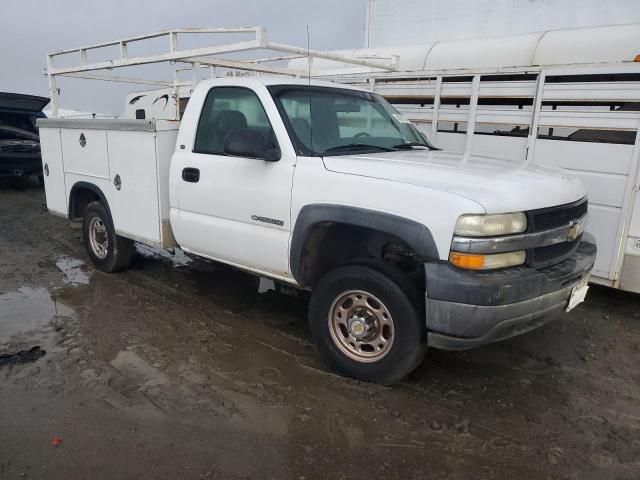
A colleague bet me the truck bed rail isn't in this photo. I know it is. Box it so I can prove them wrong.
[37,118,158,132]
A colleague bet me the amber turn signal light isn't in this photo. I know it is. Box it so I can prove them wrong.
[449,252,486,269]
[449,250,526,270]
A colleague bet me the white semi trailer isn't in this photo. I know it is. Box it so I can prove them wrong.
[289,22,640,293]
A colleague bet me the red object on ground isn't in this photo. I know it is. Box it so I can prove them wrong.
[51,436,62,446]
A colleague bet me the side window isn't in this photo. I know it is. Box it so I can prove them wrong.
[193,87,277,155]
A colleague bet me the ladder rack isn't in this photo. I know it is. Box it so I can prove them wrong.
[45,26,399,118]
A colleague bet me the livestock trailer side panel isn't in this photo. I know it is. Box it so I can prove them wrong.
[383,69,640,289]
[304,23,640,292]
[529,70,640,283]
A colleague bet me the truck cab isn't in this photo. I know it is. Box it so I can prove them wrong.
[39,77,596,383]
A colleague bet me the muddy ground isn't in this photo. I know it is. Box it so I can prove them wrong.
[0,180,639,480]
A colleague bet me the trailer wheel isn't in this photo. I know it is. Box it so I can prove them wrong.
[82,201,133,272]
[309,264,426,384]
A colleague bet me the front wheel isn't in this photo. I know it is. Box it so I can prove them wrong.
[309,265,426,384]
[82,201,134,272]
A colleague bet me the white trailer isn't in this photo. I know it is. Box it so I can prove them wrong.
[289,23,640,293]
[364,0,640,47]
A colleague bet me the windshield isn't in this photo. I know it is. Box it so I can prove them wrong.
[269,85,434,156]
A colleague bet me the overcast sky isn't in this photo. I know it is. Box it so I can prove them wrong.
[0,0,367,115]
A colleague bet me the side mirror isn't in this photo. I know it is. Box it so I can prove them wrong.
[223,129,280,161]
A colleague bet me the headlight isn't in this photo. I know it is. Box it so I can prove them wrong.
[449,250,526,270]
[454,212,527,237]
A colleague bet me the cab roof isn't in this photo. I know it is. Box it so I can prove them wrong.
[197,76,366,91]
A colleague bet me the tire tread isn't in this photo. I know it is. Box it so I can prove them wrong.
[82,201,133,273]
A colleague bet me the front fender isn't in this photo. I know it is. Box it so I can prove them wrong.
[290,203,439,284]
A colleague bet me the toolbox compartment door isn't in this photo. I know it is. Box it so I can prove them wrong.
[106,130,162,243]
[60,128,110,179]
[38,127,68,216]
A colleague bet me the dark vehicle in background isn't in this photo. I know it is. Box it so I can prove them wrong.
[0,92,49,183]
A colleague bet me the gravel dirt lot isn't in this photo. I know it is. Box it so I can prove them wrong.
[1,180,639,480]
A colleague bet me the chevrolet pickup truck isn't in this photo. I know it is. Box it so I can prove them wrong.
[37,78,596,383]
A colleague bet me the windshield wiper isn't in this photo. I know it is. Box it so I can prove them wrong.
[392,142,437,150]
[323,143,395,155]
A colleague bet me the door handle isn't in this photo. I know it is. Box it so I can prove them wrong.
[182,167,200,183]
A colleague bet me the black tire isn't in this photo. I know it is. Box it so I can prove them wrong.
[349,258,424,314]
[309,264,427,384]
[82,201,134,272]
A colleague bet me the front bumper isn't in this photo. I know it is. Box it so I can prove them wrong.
[424,233,596,350]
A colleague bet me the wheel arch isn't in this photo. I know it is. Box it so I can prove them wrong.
[290,204,439,287]
[68,181,113,227]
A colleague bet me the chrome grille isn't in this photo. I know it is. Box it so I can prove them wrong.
[531,238,581,268]
[526,198,587,268]
[527,198,588,233]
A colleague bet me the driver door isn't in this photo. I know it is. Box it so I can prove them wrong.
[171,85,295,278]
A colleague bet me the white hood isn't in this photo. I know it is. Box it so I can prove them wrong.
[322,150,586,213]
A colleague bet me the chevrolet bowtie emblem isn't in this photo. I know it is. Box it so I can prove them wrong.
[567,220,584,242]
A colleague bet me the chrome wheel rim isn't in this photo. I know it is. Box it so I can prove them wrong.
[328,290,395,363]
[89,216,109,259]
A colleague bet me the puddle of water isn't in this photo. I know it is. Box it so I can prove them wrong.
[0,287,73,344]
[56,256,91,285]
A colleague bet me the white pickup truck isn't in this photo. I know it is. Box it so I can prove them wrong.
[38,77,596,383]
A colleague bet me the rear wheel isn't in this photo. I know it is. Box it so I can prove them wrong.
[309,264,426,384]
[82,201,134,272]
